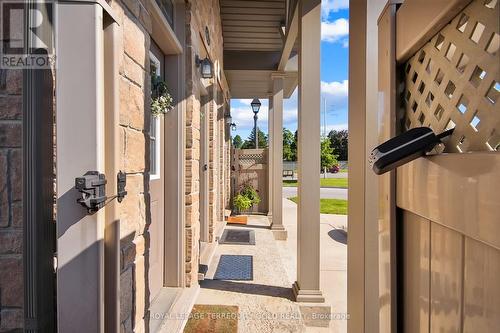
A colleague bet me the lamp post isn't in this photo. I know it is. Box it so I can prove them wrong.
[251,98,261,148]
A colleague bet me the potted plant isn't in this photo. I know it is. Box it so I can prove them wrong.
[151,74,174,117]
[240,185,261,207]
[227,184,261,224]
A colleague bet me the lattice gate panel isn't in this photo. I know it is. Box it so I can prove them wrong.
[402,0,500,152]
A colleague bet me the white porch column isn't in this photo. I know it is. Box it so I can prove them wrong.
[268,96,274,220]
[293,0,325,303]
[271,74,287,240]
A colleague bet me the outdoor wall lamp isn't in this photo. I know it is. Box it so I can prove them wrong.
[230,123,237,131]
[225,114,233,125]
[195,55,214,79]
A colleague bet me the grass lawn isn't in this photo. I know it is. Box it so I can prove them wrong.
[289,197,348,215]
[283,177,348,188]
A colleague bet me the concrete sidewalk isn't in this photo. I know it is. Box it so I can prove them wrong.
[277,198,348,333]
[195,215,307,333]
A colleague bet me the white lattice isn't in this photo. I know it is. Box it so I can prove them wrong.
[239,153,265,165]
[402,0,500,152]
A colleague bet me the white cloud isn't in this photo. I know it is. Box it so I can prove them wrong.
[231,106,268,130]
[237,99,253,105]
[322,0,349,18]
[321,18,349,43]
[325,123,348,132]
[321,80,348,98]
[321,80,348,111]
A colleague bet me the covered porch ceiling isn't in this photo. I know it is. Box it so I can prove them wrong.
[221,0,298,99]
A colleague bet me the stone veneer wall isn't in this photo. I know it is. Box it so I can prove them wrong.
[0,0,230,331]
[108,0,229,331]
[186,0,227,272]
[0,68,24,331]
[107,0,151,331]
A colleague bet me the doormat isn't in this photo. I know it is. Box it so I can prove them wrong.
[213,255,253,280]
[184,304,238,333]
[219,229,255,245]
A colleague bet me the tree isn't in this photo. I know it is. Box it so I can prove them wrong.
[283,128,296,161]
[233,135,243,148]
[241,128,268,149]
[328,129,348,161]
[321,137,338,172]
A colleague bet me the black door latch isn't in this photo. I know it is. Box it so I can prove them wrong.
[369,127,454,175]
[75,171,128,214]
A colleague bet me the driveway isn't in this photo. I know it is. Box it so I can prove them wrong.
[282,186,348,200]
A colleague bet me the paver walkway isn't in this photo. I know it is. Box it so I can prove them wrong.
[196,215,307,333]
[194,198,348,333]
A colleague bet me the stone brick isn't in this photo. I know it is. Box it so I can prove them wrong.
[185,159,199,179]
[9,149,22,201]
[120,77,146,130]
[0,151,8,227]
[185,201,199,227]
[123,14,149,69]
[0,308,23,331]
[0,257,23,307]
[120,267,133,323]
[0,96,22,120]
[0,231,22,254]
[123,128,146,173]
[120,192,146,239]
[133,255,146,328]
[121,241,136,271]
[0,122,21,148]
[5,70,22,95]
[11,201,22,228]
[120,55,146,89]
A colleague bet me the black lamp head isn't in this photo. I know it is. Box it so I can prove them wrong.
[251,98,261,114]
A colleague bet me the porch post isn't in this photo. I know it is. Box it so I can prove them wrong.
[271,75,287,240]
[293,0,325,303]
[267,95,273,220]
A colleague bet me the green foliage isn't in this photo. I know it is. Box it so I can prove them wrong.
[233,194,252,212]
[327,129,348,161]
[151,74,173,117]
[232,183,261,213]
[283,128,296,161]
[233,135,243,148]
[283,178,348,188]
[321,137,338,170]
[241,128,268,149]
[240,185,261,206]
[289,197,348,215]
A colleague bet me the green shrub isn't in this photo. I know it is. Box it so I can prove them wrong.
[233,194,252,212]
[240,185,261,206]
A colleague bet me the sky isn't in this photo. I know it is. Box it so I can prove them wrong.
[230,0,349,141]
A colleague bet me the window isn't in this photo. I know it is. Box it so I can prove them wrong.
[155,0,174,27]
[150,52,161,178]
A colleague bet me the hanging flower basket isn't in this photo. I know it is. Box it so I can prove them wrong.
[151,74,174,117]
